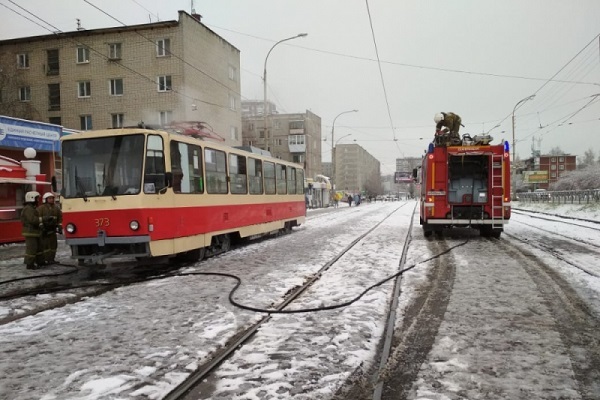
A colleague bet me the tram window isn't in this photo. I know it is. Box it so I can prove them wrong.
[287,166,296,194]
[248,158,263,195]
[276,164,287,194]
[170,141,203,194]
[144,135,166,194]
[296,169,304,194]
[264,161,276,195]
[205,148,228,194]
[229,153,248,194]
[62,135,144,198]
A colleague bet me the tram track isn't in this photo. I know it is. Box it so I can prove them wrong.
[164,203,411,400]
[495,240,600,399]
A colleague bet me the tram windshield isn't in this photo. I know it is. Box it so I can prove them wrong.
[62,135,144,198]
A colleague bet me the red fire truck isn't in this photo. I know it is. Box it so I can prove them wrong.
[417,136,511,238]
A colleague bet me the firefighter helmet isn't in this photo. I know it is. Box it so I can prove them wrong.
[434,113,444,123]
[25,191,40,203]
[42,192,55,202]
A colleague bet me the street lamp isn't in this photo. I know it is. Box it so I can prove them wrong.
[331,110,358,190]
[512,94,535,199]
[263,33,307,155]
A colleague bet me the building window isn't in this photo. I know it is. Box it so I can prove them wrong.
[78,81,91,98]
[48,83,60,110]
[108,43,122,60]
[47,49,59,75]
[551,172,557,178]
[230,126,238,140]
[228,65,237,81]
[49,117,61,125]
[559,157,564,162]
[289,134,305,145]
[273,120,281,129]
[247,141,254,146]
[76,47,90,63]
[156,38,171,57]
[157,76,172,92]
[80,115,92,130]
[111,113,124,128]
[259,130,265,138]
[229,94,236,110]
[559,165,565,170]
[17,53,29,69]
[551,165,556,170]
[275,138,282,146]
[159,111,172,126]
[289,120,304,130]
[109,79,123,96]
[19,86,31,102]
[550,157,556,162]
[293,155,304,164]
[249,123,254,131]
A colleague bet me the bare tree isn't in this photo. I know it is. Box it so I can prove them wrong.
[579,149,596,169]
[548,146,566,155]
[0,52,42,120]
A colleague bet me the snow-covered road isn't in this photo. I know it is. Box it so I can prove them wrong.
[0,200,599,400]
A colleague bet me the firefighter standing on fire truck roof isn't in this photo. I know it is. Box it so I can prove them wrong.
[434,112,464,142]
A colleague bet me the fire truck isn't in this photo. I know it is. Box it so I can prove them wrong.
[416,134,511,238]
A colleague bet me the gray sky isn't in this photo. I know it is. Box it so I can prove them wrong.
[1,0,599,175]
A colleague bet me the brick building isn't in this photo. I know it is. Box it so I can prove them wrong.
[522,154,577,189]
[0,11,241,146]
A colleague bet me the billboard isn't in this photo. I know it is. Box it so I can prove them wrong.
[0,116,61,152]
[395,171,414,184]
[523,170,548,184]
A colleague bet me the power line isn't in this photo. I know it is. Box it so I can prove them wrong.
[5,0,228,110]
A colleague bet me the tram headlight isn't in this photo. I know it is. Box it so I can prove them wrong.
[129,220,140,231]
[66,223,76,234]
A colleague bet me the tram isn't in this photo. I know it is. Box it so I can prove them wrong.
[60,127,306,264]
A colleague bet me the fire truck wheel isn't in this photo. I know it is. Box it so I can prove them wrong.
[423,225,433,238]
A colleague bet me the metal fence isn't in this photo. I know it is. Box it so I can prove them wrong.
[517,189,600,204]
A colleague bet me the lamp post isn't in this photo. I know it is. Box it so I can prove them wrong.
[263,33,307,155]
[511,94,535,199]
[331,110,358,190]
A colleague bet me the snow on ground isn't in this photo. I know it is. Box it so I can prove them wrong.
[0,200,599,399]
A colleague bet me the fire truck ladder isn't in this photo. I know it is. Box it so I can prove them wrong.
[490,153,504,228]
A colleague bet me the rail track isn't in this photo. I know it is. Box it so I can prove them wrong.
[164,203,411,399]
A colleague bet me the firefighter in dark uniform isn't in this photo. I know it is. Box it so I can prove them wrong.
[21,191,45,269]
[38,192,62,265]
[434,112,463,144]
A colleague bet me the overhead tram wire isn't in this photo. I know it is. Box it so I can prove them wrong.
[5,1,228,111]
[83,0,243,100]
[516,94,600,145]
[486,32,600,134]
[364,0,402,159]
[206,24,599,87]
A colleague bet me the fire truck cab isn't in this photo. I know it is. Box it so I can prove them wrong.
[417,137,511,238]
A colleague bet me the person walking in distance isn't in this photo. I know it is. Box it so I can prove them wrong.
[37,192,63,265]
[21,191,45,269]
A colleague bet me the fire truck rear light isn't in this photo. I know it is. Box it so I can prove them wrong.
[148,217,154,232]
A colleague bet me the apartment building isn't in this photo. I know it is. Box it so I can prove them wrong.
[241,101,322,179]
[522,154,577,189]
[335,143,381,195]
[0,11,242,146]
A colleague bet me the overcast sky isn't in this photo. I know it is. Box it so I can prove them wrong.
[1,0,599,175]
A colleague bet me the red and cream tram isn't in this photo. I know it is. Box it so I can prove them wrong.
[60,128,306,264]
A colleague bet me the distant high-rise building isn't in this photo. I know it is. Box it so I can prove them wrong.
[241,102,322,179]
